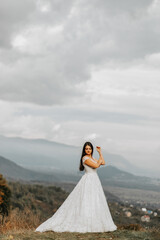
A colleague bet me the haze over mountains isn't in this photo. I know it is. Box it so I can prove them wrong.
[0,155,77,182]
[1,155,160,193]
[0,135,158,178]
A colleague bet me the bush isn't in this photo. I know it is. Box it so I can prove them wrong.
[0,174,11,223]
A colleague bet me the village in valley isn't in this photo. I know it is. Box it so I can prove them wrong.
[108,198,160,228]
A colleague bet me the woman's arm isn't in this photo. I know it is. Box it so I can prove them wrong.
[96,146,105,165]
[83,157,103,169]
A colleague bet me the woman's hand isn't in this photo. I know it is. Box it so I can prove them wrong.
[96,146,105,165]
[96,146,101,154]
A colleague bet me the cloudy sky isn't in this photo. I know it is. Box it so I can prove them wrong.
[0,0,160,173]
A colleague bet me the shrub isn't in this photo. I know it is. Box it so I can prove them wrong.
[0,174,11,223]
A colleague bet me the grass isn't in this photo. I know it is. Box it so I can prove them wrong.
[1,224,160,240]
[0,228,159,240]
[0,208,160,239]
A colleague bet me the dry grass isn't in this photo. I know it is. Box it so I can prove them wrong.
[1,210,160,240]
[117,223,143,231]
[0,229,159,240]
[0,207,41,234]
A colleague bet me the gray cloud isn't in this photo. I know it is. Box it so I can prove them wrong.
[0,0,159,176]
[0,0,160,106]
[0,0,37,48]
[18,106,147,124]
[0,0,74,48]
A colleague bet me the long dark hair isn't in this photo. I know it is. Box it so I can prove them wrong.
[79,141,94,171]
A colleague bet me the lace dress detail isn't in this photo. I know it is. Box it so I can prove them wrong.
[35,156,117,233]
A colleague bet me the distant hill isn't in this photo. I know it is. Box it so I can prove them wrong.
[0,134,157,178]
[0,135,79,173]
[1,155,160,192]
[98,165,160,191]
[0,155,79,182]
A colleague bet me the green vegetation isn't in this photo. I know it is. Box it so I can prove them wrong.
[9,181,69,222]
[0,180,159,239]
[0,174,11,223]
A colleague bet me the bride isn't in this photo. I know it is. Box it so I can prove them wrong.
[35,141,117,233]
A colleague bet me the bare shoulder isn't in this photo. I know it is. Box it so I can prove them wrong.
[82,155,89,159]
[82,155,90,162]
[82,157,99,169]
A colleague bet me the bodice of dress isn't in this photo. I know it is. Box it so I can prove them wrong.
[82,156,97,174]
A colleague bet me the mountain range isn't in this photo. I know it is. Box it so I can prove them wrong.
[0,135,158,178]
[0,155,160,192]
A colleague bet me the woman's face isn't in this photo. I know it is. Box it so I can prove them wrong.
[85,145,92,155]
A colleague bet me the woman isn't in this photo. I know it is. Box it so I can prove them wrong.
[35,141,117,233]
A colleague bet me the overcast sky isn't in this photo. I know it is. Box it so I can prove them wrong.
[0,0,160,173]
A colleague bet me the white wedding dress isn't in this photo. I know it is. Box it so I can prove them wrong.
[35,156,117,233]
